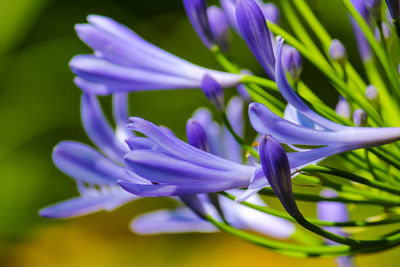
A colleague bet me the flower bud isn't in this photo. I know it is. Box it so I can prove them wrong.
[335,96,351,120]
[186,119,210,152]
[183,0,214,49]
[353,109,368,126]
[207,6,230,52]
[236,0,276,80]
[365,85,379,103]
[201,74,225,111]
[259,135,301,218]
[329,39,347,66]
[282,44,302,83]
[261,3,280,24]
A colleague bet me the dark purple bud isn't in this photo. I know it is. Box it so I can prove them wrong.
[259,135,301,218]
[236,0,276,80]
[183,0,214,49]
[282,44,302,83]
[366,85,379,102]
[207,6,230,51]
[201,74,225,110]
[335,96,351,120]
[353,109,368,126]
[385,0,399,21]
[186,119,210,152]
[375,22,391,42]
[261,3,281,24]
[329,39,347,65]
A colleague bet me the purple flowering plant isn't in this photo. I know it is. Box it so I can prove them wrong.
[41,0,400,262]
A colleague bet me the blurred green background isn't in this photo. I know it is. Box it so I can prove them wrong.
[0,0,399,266]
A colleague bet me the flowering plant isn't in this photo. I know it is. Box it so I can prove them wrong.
[40,0,400,262]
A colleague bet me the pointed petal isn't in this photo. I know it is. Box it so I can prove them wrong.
[52,141,123,184]
[249,102,400,147]
[39,189,136,218]
[236,0,275,80]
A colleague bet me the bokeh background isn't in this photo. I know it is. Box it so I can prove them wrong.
[1,0,399,266]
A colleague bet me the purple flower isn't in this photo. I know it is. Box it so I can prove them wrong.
[335,96,351,120]
[119,117,257,197]
[249,38,400,168]
[282,44,302,83]
[208,5,230,51]
[375,22,391,42]
[259,135,301,218]
[366,84,379,102]
[353,109,368,126]
[261,3,280,24]
[69,15,241,95]
[201,74,225,110]
[183,0,214,49]
[236,0,276,80]
[39,93,138,218]
[329,39,347,65]
[186,119,210,152]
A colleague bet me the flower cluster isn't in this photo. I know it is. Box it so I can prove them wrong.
[41,0,400,261]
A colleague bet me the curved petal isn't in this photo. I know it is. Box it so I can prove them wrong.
[236,0,275,80]
[118,179,249,197]
[249,102,400,147]
[193,108,223,156]
[112,93,134,141]
[223,96,244,163]
[39,188,136,218]
[124,149,254,184]
[275,39,345,131]
[52,141,123,184]
[127,117,248,171]
[81,94,128,162]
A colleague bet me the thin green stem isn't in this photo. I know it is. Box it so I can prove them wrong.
[221,192,400,227]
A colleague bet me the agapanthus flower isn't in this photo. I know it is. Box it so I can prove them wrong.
[249,39,400,168]
[69,15,241,95]
[118,102,258,197]
[39,93,138,218]
[129,101,295,240]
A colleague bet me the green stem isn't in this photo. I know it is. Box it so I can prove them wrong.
[302,165,400,195]
[221,192,400,227]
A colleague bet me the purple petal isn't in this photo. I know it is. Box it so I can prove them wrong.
[112,93,134,140]
[118,179,249,197]
[39,188,136,218]
[249,102,400,147]
[183,0,214,48]
[52,141,123,184]
[223,97,244,163]
[236,0,275,80]
[81,94,128,162]
[208,5,230,51]
[275,39,346,131]
[131,208,217,235]
[123,149,253,184]
[186,119,210,152]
